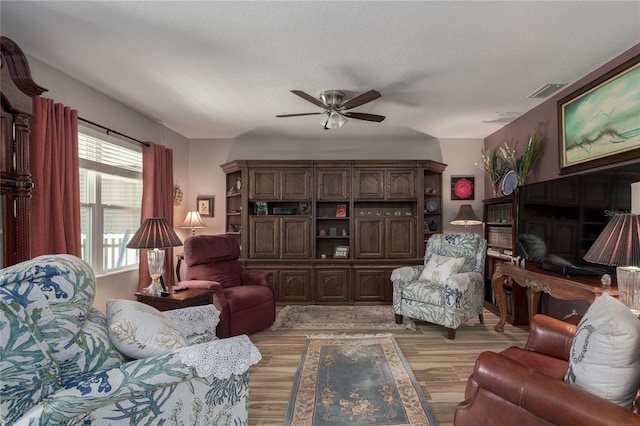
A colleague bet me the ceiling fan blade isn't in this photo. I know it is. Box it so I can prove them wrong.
[341,90,381,110]
[290,90,326,108]
[276,112,322,118]
[343,112,386,122]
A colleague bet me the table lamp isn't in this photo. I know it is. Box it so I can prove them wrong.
[450,204,483,227]
[127,217,183,295]
[180,210,207,235]
[583,214,640,315]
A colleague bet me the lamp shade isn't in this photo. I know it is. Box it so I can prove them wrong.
[126,217,183,249]
[583,214,640,267]
[181,211,206,229]
[450,204,482,226]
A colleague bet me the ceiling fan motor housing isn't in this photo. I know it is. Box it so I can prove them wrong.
[320,90,345,108]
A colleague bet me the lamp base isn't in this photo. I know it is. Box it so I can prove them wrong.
[143,276,164,295]
[617,266,640,316]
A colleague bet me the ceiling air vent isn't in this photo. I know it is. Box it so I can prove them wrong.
[527,83,566,99]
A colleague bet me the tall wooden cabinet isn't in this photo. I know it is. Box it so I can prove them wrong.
[222,159,447,304]
[1,37,47,267]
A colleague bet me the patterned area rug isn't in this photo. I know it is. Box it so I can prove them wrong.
[284,334,438,425]
[271,305,413,330]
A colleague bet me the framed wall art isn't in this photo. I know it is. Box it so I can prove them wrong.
[451,176,475,200]
[196,195,214,217]
[558,54,640,174]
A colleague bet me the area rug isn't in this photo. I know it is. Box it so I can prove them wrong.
[284,334,438,425]
[272,305,414,331]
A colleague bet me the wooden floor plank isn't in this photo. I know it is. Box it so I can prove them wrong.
[247,308,529,425]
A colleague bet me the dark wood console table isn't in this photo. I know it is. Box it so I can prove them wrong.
[492,262,619,332]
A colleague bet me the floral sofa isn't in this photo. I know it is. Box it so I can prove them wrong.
[391,233,487,339]
[0,254,261,425]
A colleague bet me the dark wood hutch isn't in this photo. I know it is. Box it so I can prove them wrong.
[222,159,446,304]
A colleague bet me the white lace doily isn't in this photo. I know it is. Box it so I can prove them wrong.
[391,266,418,282]
[178,335,262,379]
[163,305,219,337]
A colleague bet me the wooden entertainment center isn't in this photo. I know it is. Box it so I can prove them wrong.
[221,159,446,304]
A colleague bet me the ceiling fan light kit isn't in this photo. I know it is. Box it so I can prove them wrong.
[277,89,385,129]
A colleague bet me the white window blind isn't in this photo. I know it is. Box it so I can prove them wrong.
[78,129,143,275]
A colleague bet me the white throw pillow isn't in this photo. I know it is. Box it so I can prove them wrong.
[106,299,188,359]
[418,255,465,283]
[564,292,640,409]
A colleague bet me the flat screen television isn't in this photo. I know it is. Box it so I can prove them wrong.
[516,162,640,276]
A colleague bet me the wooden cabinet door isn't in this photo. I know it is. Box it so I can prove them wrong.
[386,169,416,199]
[317,168,350,200]
[249,169,279,200]
[386,217,416,258]
[249,217,280,258]
[353,269,387,302]
[278,270,313,303]
[282,217,311,258]
[354,169,384,199]
[316,269,350,302]
[281,168,311,200]
[354,218,385,258]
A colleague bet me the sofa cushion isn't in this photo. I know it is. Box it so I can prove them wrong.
[564,292,640,409]
[419,254,465,283]
[106,299,188,359]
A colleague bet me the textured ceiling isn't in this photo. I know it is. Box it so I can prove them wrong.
[1,1,639,140]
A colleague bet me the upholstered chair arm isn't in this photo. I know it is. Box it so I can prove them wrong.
[446,271,483,292]
[458,351,639,426]
[242,269,274,288]
[524,314,576,361]
[163,305,220,344]
[390,266,423,284]
[15,336,261,425]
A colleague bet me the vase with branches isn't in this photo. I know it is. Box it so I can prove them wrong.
[500,124,545,186]
[480,145,507,197]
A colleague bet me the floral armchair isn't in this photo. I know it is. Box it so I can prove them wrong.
[0,254,261,425]
[391,233,487,339]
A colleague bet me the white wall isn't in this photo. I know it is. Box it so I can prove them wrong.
[439,138,485,235]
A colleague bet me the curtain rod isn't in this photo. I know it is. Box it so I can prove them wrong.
[78,117,150,147]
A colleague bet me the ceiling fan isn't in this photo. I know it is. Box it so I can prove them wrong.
[276,89,385,129]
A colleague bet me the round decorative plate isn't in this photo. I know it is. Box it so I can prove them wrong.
[454,178,474,199]
[426,200,438,212]
[502,170,518,196]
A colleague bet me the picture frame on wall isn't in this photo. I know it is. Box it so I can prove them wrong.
[451,176,475,200]
[558,54,640,174]
[196,195,214,217]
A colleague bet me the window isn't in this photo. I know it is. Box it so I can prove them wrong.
[79,129,143,275]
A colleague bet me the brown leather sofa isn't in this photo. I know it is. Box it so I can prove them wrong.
[454,314,640,425]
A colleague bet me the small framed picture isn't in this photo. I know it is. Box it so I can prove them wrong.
[335,204,347,217]
[451,176,475,200]
[333,245,349,258]
[196,196,214,217]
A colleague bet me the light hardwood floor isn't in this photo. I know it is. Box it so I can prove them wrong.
[247,308,530,426]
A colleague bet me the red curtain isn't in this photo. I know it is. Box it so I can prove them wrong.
[138,142,176,291]
[30,97,81,258]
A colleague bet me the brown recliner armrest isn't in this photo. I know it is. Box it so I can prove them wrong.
[524,314,576,361]
[473,351,640,426]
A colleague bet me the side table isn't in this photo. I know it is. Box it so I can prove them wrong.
[135,287,213,311]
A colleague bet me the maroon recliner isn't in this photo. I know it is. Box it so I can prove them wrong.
[180,234,275,338]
